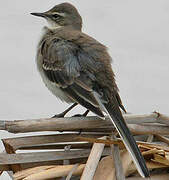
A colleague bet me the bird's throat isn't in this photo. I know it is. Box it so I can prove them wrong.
[47,20,63,29]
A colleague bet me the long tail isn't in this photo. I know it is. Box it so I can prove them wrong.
[93,92,150,178]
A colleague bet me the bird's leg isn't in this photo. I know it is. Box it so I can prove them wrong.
[73,109,90,135]
[73,109,90,117]
[52,103,78,118]
[82,109,90,117]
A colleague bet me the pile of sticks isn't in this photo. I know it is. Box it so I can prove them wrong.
[0,112,169,180]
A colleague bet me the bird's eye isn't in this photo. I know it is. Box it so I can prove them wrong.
[53,14,61,20]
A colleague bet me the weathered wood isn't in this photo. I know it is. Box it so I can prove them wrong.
[126,174,169,180]
[0,116,110,133]
[93,156,115,180]
[0,157,88,171]
[0,165,10,171]
[13,165,56,180]
[111,137,125,180]
[0,151,11,174]
[0,112,169,179]
[12,159,169,180]
[14,164,85,180]
[146,135,154,143]
[76,137,169,151]
[21,158,87,171]
[66,163,79,180]
[0,148,110,165]
[128,161,168,172]
[80,136,106,180]
[0,150,89,165]
[2,140,22,173]
[0,113,169,134]
[155,135,169,145]
[19,143,92,150]
[3,133,105,150]
[128,124,169,135]
[120,151,133,177]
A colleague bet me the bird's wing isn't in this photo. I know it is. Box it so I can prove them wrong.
[40,36,104,117]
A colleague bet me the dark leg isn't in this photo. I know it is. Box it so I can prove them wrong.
[73,109,90,117]
[82,109,90,117]
[73,109,90,135]
[52,103,78,118]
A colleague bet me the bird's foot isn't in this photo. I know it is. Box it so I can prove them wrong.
[52,112,65,118]
[51,103,78,119]
[72,114,83,117]
[72,110,89,135]
[71,114,85,134]
[72,110,90,117]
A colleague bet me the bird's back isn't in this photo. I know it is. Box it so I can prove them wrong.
[36,26,125,113]
[39,27,118,90]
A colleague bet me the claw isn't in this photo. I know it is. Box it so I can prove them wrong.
[72,109,90,117]
[51,103,78,118]
[52,113,65,118]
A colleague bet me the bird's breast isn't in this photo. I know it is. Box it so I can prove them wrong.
[35,47,73,104]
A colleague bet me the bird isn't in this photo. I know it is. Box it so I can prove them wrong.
[31,2,149,178]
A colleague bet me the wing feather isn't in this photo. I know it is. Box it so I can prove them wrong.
[40,37,104,116]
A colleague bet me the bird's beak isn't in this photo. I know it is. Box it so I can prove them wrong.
[30,12,49,18]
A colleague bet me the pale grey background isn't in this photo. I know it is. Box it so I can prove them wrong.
[0,0,169,179]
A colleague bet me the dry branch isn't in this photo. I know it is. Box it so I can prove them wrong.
[13,159,168,180]
[154,135,169,144]
[14,164,85,180]
[0,113,169,134]
[3,133,105,151]
[66,163,79,180]
[1,112,169,179]
[13,165,56,180]
[0,148,110,165]
[126,174,169,180]
[76,137,169,151]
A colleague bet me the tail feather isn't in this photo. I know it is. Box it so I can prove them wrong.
[104,103,149,178]
[93,92,150,178]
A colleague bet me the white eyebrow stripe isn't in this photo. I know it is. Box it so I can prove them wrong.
[52,12,66,17]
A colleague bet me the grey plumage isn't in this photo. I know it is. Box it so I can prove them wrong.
[32,3,149,177]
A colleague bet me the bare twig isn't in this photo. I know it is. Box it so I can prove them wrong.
[3,133,105,151]
[66,163,79,180]
[155,135,169,144]
[128,124,169,135]
[15,164,85,180]
[147,135,154,143]
[80,136,106,180]
[126,174,169,180]
[76,136,169,151]
[0,148,110,165]
[0,113,169,134]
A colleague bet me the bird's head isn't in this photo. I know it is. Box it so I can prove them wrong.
[31,3,82,30]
